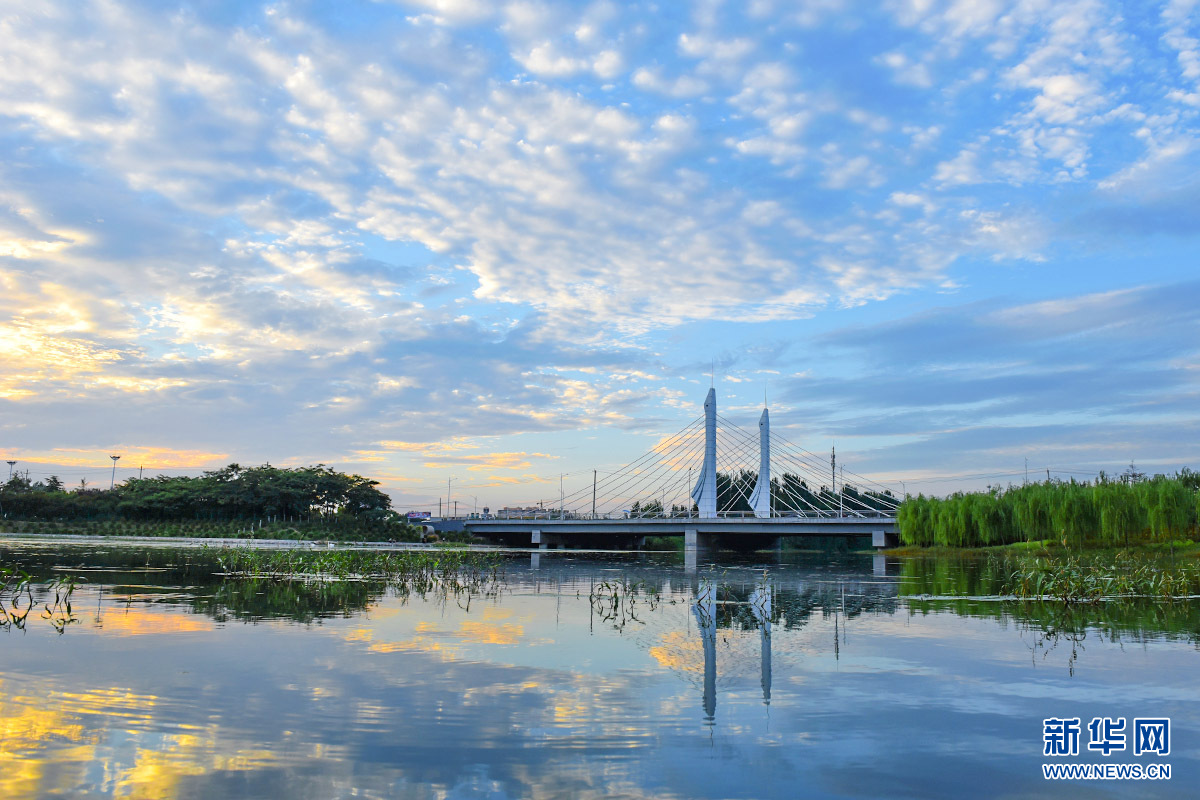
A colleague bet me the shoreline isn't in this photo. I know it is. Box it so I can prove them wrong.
[884,539,1200,557]
[0,532,484,551]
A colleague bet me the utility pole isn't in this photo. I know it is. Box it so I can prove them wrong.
[454,500,457,518]
[447,476,452,520]
[109,454,121,490]
[139,465,144,480]
[438,498,442,517]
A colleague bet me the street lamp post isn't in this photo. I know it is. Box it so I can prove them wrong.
[109,455,121,490]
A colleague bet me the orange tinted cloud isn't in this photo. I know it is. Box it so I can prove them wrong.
[423,451,557,471]
[15,447,228,470]
[93,611,213,637]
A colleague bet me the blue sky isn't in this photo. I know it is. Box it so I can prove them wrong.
[1,0,1198,510]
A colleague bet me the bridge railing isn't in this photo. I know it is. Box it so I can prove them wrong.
[469,509,896,522]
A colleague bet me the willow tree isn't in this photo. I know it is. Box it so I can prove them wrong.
[1012,485,1053,543]
[1146,479,1195,548]
[1094,482,1145,546]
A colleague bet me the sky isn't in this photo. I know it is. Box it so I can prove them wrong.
[1,0,1199,512]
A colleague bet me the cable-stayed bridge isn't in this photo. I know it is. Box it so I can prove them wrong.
[465,388,900,553]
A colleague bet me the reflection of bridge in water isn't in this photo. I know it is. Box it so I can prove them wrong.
[527,553,902,723]
[462,388,901,555]
[691,572,900,721]
[692,577,776,719]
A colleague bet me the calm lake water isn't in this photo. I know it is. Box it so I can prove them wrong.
[1,537,1196,799]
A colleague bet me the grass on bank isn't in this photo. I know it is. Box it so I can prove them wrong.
[887,538,1200,558]
[0,517,481,544]
[897,473,1200,549]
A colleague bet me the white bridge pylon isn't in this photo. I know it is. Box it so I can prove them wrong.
[747,407,771,519]
[690,387,718,518]
[531,390,901,520]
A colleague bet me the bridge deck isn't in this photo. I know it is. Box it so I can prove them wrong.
[466,517,896,536]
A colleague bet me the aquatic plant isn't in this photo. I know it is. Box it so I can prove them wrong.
[209,545,503,604]
[0,565,81,632]
[589,577,661,630]
[1004,554,1200,603]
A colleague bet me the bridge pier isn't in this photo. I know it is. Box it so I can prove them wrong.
[531,529,562,550]
[684,527,716,572]
[872,530,899,549]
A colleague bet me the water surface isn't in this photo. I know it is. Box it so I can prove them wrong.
[1,539,1194,799]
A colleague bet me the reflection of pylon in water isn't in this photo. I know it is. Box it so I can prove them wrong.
[690,577,775,719]
[694,579,717,722]
[749,576,772,705]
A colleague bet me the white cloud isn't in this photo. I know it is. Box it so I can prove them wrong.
[822,152,885,190]
[1096,138,1194,191]
[517,42,589,76]
[934,146,984,185]
[631,67,708,97]
[404,0,495,25]
[592,49,623,79]
[1163,0,1200,81]
[960,209,1047,262]
[677,33,756,62]
[3,0,1198,477]
[878,50,933,88]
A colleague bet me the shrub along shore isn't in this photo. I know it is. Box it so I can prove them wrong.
[896,471,1200,549]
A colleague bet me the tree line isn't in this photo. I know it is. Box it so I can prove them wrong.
[0,463,396,523]
[896,470,1200,548]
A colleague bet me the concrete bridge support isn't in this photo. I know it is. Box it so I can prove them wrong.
[684,527,716,572]
[872,530,899,549]
[531,529,563,550]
